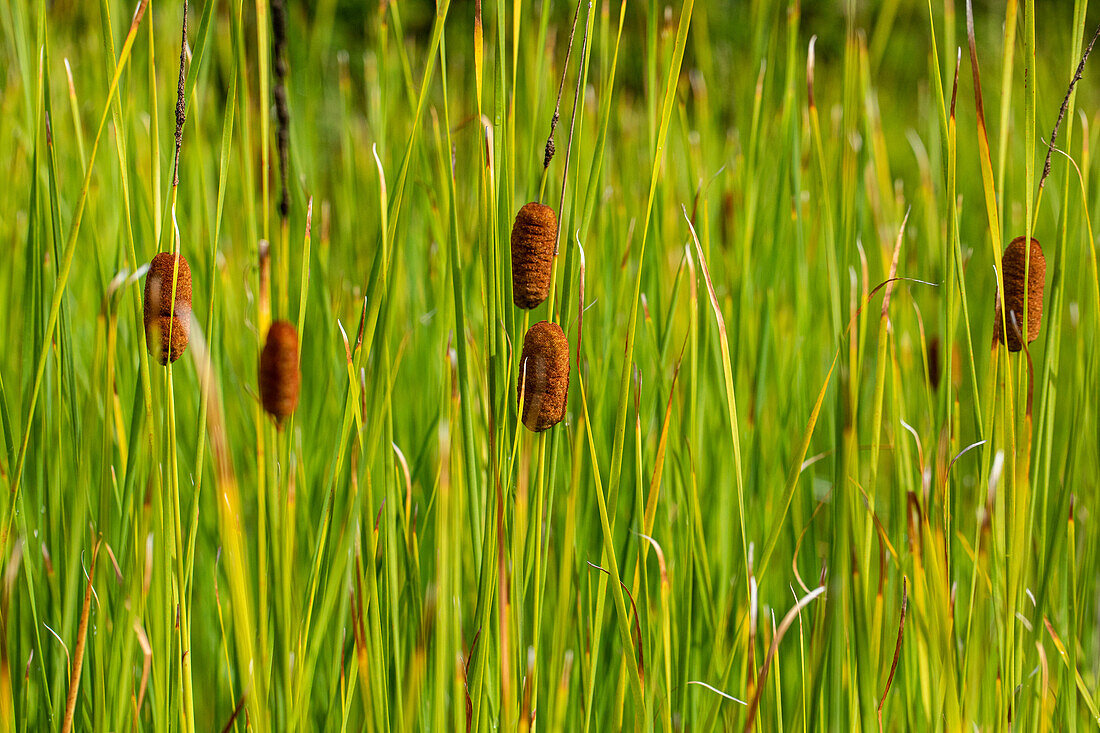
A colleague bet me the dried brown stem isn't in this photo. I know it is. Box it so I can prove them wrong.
[543,0,584,170]
[272,0,291,219]
[172,1,188,187]
[877,577,909,728]
[1040,22,1100,191]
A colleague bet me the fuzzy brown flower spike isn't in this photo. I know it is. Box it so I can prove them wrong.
[511,202,557,309]
[994,236,1046,352]
[143,252,192,364]
[518,321,569,432]
[926,337,941,391]
[260,320,301,424]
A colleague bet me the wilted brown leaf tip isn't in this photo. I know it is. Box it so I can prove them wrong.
[518,320,569,432]
[143,252,192,365]
[510,202,557,310]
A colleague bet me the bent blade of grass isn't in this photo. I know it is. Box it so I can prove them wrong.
[436,28,483,577]
[96,0,155,462]
[591,6,694,719]
[682,208,748,594]
[8,0,149,528]
[758,275,937,578]
[40,36,80,451]
[636,532,673,733]
[357,0,452,375]
[743,584,826,730]
[608,0,693,526]
[995,0,1018,209]
[186,60,239,593]
[965,0,1009,406]
[577,0,628,239]
[297,198,314,347]
[0,370,13,478]
[578,369,645,727]
[1026,6,1093,687]
[60,539,99,733]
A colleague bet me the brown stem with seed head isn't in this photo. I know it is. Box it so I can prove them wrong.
[542,0,584,175]
[1040,22,1100,191]
[551,2,590,261]
[271,0,291,220]
[172,2,188,188]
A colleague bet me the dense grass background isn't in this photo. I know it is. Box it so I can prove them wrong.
[0,0,1098,729]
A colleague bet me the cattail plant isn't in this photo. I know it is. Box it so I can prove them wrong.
[259,320,300,423]
[510,202,558,309]
[271,0,290,222]
[925,336,962,390]
[518,320,569,432]
[993,236,1046,352]
[926,336,941,391]
[143,252,192,364]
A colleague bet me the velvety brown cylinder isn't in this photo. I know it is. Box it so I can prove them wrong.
[260,321,301,423]
[143,252,192,364]
[994,236,1046,352]
[510,202,557,309]
[926,336,941,391]
[518,320,569,432]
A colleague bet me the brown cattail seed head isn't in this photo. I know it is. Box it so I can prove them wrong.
[143,252,192,364]
[994,236,1046,352]
[259,321,301,424]
[926,337,941,391]
[510,202,557,309]
[518,321,569,432]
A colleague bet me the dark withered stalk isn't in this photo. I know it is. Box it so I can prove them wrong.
[172,1,188,187]
[272,0,291,220]
[550,1,591,258]
[543,0,584,170]
[1040,22,1100,191]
